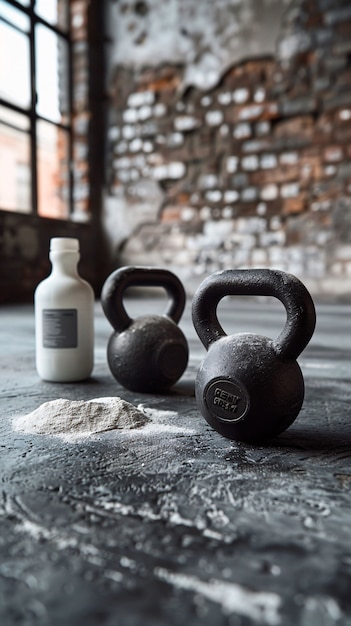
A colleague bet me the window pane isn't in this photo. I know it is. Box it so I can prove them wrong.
[35,0,69,31]
[0,105,29,130]
[0,1,30,32]
[35,24,69,124]
[0,20,30,108]
[0,120,31,212]
[37,119,70,219]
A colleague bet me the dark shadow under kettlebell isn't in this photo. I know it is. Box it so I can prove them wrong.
[192,268,316,444]
[101,266,189,393]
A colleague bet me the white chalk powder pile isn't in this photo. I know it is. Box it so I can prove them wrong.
[12,397,150,442]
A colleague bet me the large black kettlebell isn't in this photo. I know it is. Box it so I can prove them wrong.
[192,269,316,443]
[101,266,189,393]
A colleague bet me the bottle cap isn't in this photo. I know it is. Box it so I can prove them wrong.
[50,238,79,252]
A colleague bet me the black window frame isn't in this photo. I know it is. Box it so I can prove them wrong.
[0,0,74,218]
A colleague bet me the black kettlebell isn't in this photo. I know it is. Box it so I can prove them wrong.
[101,266,189,392]
[192,269,316,443]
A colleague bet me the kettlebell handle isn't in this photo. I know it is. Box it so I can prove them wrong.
[192,269,316,361]
[101,266,186,333]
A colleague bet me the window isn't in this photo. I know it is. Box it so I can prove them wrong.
[0,0,86,220]
[16,161,31,210]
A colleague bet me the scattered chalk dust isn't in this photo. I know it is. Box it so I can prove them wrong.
[155,568,282,626]
[12,397,197,442]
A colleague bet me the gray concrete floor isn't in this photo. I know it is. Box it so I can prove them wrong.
[1,297,351,626]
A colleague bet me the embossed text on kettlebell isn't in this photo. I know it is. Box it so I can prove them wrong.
[204,378,250,423]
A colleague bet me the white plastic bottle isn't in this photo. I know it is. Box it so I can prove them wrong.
[34,237,94,382]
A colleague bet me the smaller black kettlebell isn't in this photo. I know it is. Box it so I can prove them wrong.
[192,269,316,443]
[101,266,189,393]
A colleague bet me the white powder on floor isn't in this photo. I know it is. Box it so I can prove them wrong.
[12,396,150,442]
[155,568,282,625]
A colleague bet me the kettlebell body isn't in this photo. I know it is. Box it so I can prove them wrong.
[192,269,316,443]
[101,266,189,393]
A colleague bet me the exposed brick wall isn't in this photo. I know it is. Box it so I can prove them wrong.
[106,0,351,297]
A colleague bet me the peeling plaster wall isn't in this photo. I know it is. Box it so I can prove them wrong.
[104,0,351,298]
[107,0,288,91]
[104,0,288,264]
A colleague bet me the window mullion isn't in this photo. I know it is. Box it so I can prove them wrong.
[67,5,74,216]
[29,3,37,214]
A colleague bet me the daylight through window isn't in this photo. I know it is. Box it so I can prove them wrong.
[0,0,85,220]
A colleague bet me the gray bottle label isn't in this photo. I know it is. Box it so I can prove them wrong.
[42,309,78,348]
